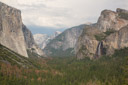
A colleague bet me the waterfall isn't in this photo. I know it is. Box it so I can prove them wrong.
[98,42,102,56]
[95,41,103,58]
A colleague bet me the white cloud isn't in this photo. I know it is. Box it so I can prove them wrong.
[0,0,128,29]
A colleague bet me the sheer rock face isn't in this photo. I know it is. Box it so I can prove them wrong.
[75,26,102,59]
[0,2,28,57]
[103,25,128,55]
[44,24,85,57]
[22,24,35,48]
[97,9,128,32]
[0,2,44,57]
[76,8,128,59]
[22,24,44,56]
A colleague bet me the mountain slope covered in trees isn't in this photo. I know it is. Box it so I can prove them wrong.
[0,44,128,85]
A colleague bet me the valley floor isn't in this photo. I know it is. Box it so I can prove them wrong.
[0,48,128,85]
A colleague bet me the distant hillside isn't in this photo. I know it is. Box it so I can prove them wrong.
[44,24,86,57]
[34,31,61,49]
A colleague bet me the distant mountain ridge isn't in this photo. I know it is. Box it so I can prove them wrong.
[34,31,61,49]
[43,8,128,59]
[43,24,86,57]
[34,34,48,48]
[0,1,128,60]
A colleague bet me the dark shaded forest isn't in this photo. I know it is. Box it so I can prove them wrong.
[0,47,128,85]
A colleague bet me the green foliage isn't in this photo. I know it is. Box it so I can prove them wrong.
[78,45,87,55]
[27,49,40,58]
[118,12,128,20]
[31,48,35,51]
[47,47,75,57]
[95,29,116,41]
[0,44,128,85]
[95,33,106,41]
[0,44,36,68]
[104,29,116,36]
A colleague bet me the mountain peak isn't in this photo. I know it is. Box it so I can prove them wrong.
[97,8,128,32]
[0,1,28,57]
[116,8,128,14]
[34,31,61,49]
[55,31,61,34]
[101,9,116,16]
[0,1,21,13]
[76,8,128,59]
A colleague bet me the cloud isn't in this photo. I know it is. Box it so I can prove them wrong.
[0,0,128,29]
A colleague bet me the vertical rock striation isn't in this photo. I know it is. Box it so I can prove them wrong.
[103,25,128,55]
[0,2,44,57]
[97,9,128,32]
[22,24,44,56]
[76,8,128,59]
[75,26,101,59]
[0,2,28,57]
[44,24,86,57]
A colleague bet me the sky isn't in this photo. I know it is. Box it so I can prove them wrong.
[0,0,128,35]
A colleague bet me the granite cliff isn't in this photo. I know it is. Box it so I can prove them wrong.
[44,24,86,57]
[1,1,127,59]
[76,8,128,59]
[97,9,128,32]
[22,24,44,57]
[0,2,44,57]
[103,25,128,55]
[0,2,28,57]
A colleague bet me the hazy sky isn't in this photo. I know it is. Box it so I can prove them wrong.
[0,0,128,31]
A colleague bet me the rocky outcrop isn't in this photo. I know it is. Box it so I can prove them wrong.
[44,24,86,57]
[22,24,35,49]
[22,24,44,57]
[0,2,44,57]
[117,8,128,20]
[0,2,28,57]
[103,25,128,55]
[75,26,102,59]
[76,8,128,59]
[97,9,128,32]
